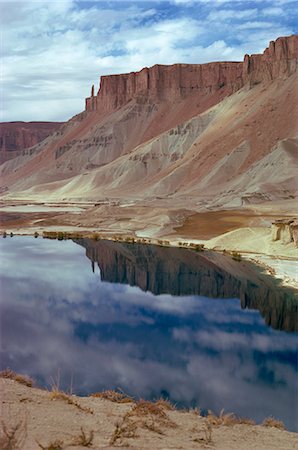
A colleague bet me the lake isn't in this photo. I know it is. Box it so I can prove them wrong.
[0,236,297,430]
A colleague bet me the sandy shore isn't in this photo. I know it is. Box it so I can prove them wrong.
[0,201,297,289]
[1,377,297,450]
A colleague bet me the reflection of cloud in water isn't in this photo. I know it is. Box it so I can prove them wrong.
[0,237,297,431]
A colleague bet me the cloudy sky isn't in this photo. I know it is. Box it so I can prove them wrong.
[1,0,297,122]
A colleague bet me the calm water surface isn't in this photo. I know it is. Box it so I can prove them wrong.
[0,237,297,430]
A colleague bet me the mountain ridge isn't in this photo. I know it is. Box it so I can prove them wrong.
[0,36,297,238]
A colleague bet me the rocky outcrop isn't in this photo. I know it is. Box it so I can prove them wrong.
[271,218,298,246]
[86,62,243,112]
[243,35,298,84]
[85,35,298,113]
[0,121,63,163]
[77,239,298,332]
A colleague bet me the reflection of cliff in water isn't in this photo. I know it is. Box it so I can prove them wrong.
[76,239,298,332]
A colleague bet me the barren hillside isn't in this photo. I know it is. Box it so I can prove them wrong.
[1,35,297,211]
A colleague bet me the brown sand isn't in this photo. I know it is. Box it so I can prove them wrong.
[172,210,291,239]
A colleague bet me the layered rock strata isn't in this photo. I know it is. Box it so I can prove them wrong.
[0,122,63,163]
[86,35,298,113]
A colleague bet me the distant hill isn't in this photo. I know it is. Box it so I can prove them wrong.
[0,121,63,164]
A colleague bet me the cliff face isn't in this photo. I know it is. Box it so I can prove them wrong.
[1,36,297,208]
[85,62,243,112]
[86,35,298,113]
[77,239,298,332]
[243,35,298,84]
[0,122,63,163]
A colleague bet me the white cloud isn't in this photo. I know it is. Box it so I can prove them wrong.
[237,21,277,29]
[1,0,296,121]
[261,6,286,16]
[207,8,258,21]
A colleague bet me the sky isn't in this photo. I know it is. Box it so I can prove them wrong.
[1,0,297,122]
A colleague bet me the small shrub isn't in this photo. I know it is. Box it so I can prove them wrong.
[37,439,64,450]
[131,400,168,419]
[109,418,138,446]
[0,369,34,387]
[155,398,175,411]
[207,409,255,426]
[10,232,13,237]
[72,427,94,447]
[50,390,93,414]
[0,416,27,450]
[2,231,7,238]
[43,231,58,239]
[195,244,204,252]
[231,251,242,261]
[34,231,39,238]
[262,416,285,430]
[91,389,134,403]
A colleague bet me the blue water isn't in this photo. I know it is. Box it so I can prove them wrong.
[0,236,297,430]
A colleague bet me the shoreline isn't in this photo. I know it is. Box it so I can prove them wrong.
[2,228,298,291]
[0,199,297,290]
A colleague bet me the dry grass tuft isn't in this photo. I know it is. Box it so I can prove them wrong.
[143,417,165,435]
[194,420,213,445]
[72,427,94,447]
[0,417,27,450]
[38,428,94,449]
[50,390,93,414]
[207,409,255,427]
[37,439,64,450]
[155,398,175,411]
[0,369,34,388]
[131,399,168,419]
[109,398,176,446]
[109,416,138,446]
[262,416,285,430]
[91,389,134,403]
[230,251,242,261]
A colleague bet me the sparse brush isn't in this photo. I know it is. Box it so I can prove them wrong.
[109,398,176,445]
[43,231,58,239]
[155,398,175,411]
[129,399,175,430]
[37,439,64,450]
[91,389,134,403]
[72,427,94,447]
[207,409,255,427]
[262,416,285,430]
[0,369,34,387]
[131,400,168,419]
[231,251,242,261]
[50,390,93,414]
[2,231,7,238]
[109,417,138,446]
[143,417,164,435]
[34,231,39,238]
[0,417,27,450]
[203,420,213,443]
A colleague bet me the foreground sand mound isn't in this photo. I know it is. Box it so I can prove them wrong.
[1,378,297,449]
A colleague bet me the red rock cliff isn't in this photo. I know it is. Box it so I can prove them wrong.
[0,121,63,163]
[243,35,298,84]
[85,35,298,113]
[86,62,243,112]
